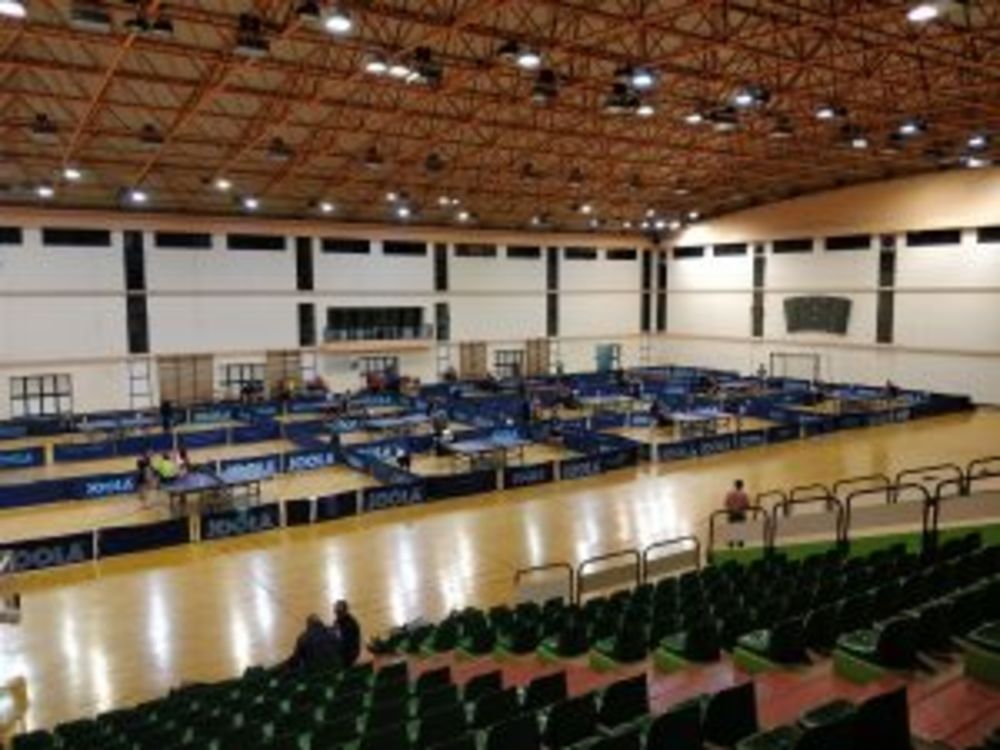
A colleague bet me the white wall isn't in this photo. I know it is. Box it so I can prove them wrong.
[664,169,1000,403]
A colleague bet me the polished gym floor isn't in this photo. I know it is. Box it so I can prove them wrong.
[2,409,998,731]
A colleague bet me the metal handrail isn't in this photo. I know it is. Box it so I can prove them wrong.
[843,482,932,550]
[576,549,641,603]
[755,489,788,509]
[514,562,575,603]
[771,495,846,549]
[707,507,771,563]
[641,535,701,581]
[966,456,1000,493]
[789,483,834,502]
[895,463,963,497]
[833,473,892,501]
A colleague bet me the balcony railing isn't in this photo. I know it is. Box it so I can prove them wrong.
[323,324,434,342]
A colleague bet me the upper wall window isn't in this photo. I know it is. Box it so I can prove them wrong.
[226,233,286,251]
[713,243,747,257]
[673,246,705,259]
[905,229,962,247]
[41,228,112,247]
[978,226,1000,244]
[772,238,813,254]
[383,241,427,256]
[606,249,638,261]
[507,245,541,259]
[454,243,497,258]
[322,238,370,254]
[155,232,212,250]
[0,227,22,245]
[564,247,597,260]
[824,234,871,252]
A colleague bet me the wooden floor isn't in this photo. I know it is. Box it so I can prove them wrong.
[1,410,998,732]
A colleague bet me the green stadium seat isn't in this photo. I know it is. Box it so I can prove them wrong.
[643,699,703,749]
[736,617,807,664]
[909,600,953,652]
[853,688,912,750]
[358,722,411,750]
[499,619,542,654]
[483,713,541,750]
[803,605,838,652]
[458,615,496,655]
[837,615,919,669]
[374,662,409,689]
[366,699,409,728]
[463,669,503,703]
[659,621,721,663]
[416,703,467,749]
[414,667,452,695]
[311,716,359,748]
[588,727,643,750]
[703,681,758,748]
[429,734,477,750]
[543,693,598,749]
[11,730,55,750]
[597,674,648,730]
[736,716,856,750]
[415,684,460,718]
[595,619,648,664]
[472,687,520,730]
[548,615,590,658]
[428,619,460,652]
[523,670,568,711]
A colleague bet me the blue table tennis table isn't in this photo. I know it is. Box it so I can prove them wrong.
[164,465,274,513]
[78,414,158,442]
[445,434,533,471]
[364,413,430,436]
[667,409,733,438]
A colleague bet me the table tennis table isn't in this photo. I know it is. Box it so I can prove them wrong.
[364,413,430,436]
[77,414,158,442]
[668,410,733,439]
[164,465,274,514]
[445,434,533,471]
[578,394,636,413]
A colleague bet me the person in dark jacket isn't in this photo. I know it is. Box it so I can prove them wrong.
[288,614,341,673]
[332,599,361,667]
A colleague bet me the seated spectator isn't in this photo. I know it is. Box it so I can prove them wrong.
[332,600,361,668]
[725,480,751,550]
[396,448,412,471]
[287,614,341,674]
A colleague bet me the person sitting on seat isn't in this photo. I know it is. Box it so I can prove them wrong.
[434,428,454,456]
[287,614,341,674]
[332,600,361,668]
[395,447,412,471]
[650,400,672,429]
[431,404,450,436]
[884,379,901,400]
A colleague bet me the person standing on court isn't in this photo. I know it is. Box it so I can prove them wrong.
[725,479,751,549]
[332,599,361,667]
[159,399,175,434]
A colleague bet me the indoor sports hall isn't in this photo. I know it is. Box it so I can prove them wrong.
[1,2,1000,750]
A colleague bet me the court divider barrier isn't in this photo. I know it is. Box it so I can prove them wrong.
[0,446,45,471]
[2,452,998,575]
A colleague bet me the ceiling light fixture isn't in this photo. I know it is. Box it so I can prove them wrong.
[396,204,412,219]
[906,2,941,22]
[386,191,398,202]
[388,62,411,79]
[961,154,991,169]
[62,166,82,181]
[968,133,990,150]
[653,219,666,230]
[687,210,700,221]
[631,67,655,90]
[815,104,845,121]
[456,210,470,223]
[731,84,769,109]
[669,220,682,231]
[242,196,259,211]
[579,203,593,215]
[636,103,655,118]
[214,177,232,192]
[35,183,54,199]
[684,111,704,125]
[899,118,927,137]
[319,201,335,214]
[515,48,542,70]
[127,188,148,205]
[851,135,870,150]
[0,0,26,19]
[324,6,353,35]
[365,56,388,75]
